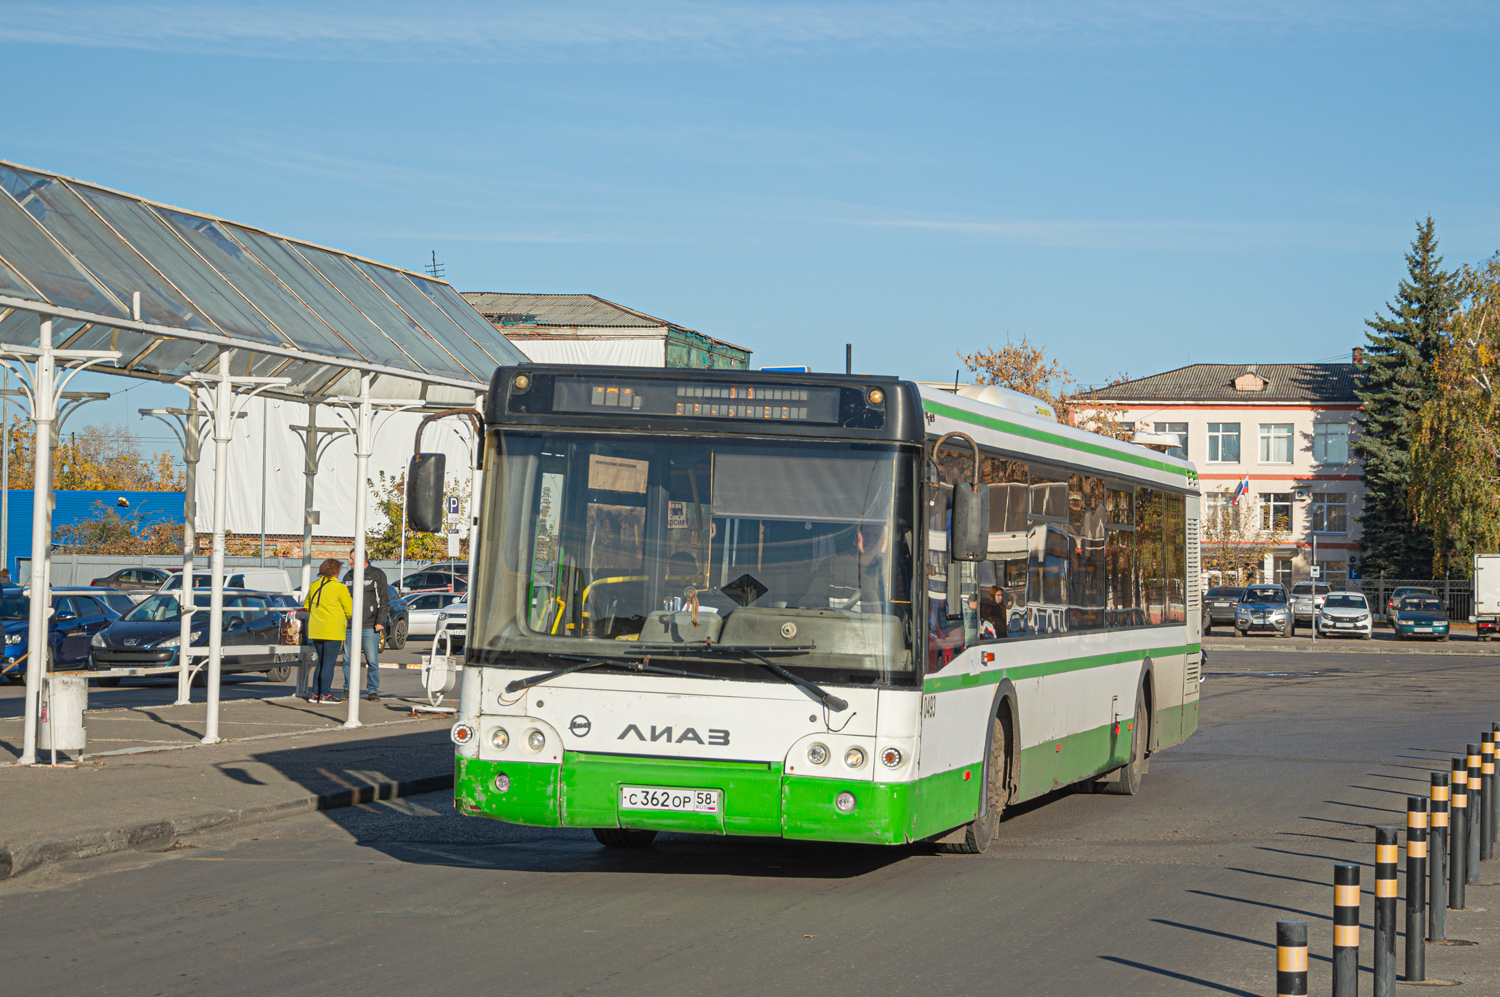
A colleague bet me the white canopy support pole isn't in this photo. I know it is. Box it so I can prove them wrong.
[203,353,232,744]
[300,403,316,598]
[344,374,372,730]
[178,395,201,706]
[18,320,55,766]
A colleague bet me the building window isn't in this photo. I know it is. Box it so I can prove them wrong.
[1273,557,1293,588]
[1313,423,1350,463]
[1318,559,1348,590]
[1261,493,1292,531]
[1311,492,1348,534]
[1204,491,1238,529]
[1154,422,1187,460]
[1207,423,1241,463]
[1259,423,1294,464]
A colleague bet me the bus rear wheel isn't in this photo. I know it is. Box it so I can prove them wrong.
[951,713,1008,854]
[1102,692,1147,796]
[594,828,658,848]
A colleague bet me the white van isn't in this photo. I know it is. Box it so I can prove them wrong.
[159,568,294,595]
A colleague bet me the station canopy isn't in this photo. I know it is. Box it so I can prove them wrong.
[0,160,527,403]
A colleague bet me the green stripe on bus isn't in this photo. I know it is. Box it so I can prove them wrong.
[923,398,1190,478]
[923,642,1199,694]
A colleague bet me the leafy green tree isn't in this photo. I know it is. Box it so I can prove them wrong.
[1353,217,1457,577]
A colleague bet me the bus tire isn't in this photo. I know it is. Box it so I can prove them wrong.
[593,828,658,848]
[1102,690,1147,796]
[951,710,1010,854]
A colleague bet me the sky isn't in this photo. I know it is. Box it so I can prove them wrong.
[2,0,1499,451]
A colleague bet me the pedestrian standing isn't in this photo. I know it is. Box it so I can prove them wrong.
[304,558,352,704]
[343,549,390,702]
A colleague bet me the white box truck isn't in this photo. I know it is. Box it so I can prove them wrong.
[1474,553,1500,640]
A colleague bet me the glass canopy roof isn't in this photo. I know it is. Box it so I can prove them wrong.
[0,160,527,402]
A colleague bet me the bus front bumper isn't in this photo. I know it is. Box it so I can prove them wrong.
[455,751,933,846]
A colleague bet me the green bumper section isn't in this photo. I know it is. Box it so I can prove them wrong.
[454,751,949,846]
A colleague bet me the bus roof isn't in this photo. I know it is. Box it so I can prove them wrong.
[917,383,1198,493]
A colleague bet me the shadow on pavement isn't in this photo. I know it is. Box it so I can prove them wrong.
[1098,955,1259,997]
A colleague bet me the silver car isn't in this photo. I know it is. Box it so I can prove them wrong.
[1317,592,1373,639]
[1291,582,1332,622]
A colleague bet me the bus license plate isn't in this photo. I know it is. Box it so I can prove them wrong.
[619,786,721,814]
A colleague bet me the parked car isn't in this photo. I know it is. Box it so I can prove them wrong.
[1392,594,1450,641]
[403,590,466,638]
[89,589,307,686]
[1202,586,1245,634]
[1290,582,1333,622]
[399,566,469,595]
[1235,584,1292,638]
[433,598,467,654]
[1317,592,1373,639]
[1385,586,1437,627]
[88,587,140,618]
[159,568,294,595]
[383,584,410,650]
[91,566,171,594]
[0,588,123,681]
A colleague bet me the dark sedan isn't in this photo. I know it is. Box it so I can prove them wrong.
[1393,595,1451,641]
[90,566,171,593]
[0,588,123,681]
[89,590,309,685]
[1203,586,1245,634]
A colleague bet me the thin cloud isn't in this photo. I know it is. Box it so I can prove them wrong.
[0,1,1479,61]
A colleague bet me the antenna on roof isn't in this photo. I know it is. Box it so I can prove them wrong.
[424,251,445,280]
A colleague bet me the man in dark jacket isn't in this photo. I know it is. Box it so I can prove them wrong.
[344,550,391,701]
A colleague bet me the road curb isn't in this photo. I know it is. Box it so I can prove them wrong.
[0,771,454,881]
[1203,640,1500,658]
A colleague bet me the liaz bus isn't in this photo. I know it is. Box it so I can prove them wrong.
[417,365,1201,852]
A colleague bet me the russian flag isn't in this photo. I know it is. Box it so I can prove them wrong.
[1231,475,1250,506]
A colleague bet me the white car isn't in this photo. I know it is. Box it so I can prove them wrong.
[1317,592,1373,639]
[161,568,294,595]
[404,591,466,638]
[433,598,467,654]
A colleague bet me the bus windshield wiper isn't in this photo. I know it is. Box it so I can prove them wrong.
[627,642,848,713]
[503,657,726,694]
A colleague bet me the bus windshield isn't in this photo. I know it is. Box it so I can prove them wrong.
[472,432,917,680]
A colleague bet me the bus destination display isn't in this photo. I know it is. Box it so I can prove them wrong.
[552,376,842,424]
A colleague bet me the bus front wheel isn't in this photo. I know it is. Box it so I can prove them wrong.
[951,712,1009,854]
[594,828,658,848]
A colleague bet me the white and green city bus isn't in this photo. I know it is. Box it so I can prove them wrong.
[426,366,1201,851]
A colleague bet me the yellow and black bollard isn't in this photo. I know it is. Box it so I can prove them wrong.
[1468,744,1483,885]
[1333,862,1360,997]
[1277,920,1309,997]
[1483,733,1495,861]
[1492,722,1500,851]
[1431,771,1450,941]
[1406,797,1428,982]
[1451,758,1468,910]
[1375,826,1399,997]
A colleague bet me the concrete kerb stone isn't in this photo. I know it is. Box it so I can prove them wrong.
[0,771,454,881]
[1203,640,1500,658]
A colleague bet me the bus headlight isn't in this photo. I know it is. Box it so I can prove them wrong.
[844,746,866,769]
[491,727,509,750]
[451,723,475,745]
[880,747,903,768]
[835,791,857,813]
[807,743,829,766]
[526,729,545,751]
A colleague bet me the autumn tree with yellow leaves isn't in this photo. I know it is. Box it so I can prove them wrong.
[958,335,1134,441]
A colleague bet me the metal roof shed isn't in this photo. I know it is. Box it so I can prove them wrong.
[0,160,528,763]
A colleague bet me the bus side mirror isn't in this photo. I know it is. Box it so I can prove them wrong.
[407,453,447,533]
[950,482,990,562]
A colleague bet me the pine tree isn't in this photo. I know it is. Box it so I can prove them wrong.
[1354,217,1457,577]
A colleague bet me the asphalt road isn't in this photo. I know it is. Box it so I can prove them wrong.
[6,646,1500,996]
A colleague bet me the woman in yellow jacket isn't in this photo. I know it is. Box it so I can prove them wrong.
[305,558,353,703]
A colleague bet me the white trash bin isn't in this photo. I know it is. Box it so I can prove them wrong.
[39,672,88,753]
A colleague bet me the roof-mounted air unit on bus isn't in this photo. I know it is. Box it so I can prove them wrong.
[953,384,1055,421]
[1131,431,1181,453]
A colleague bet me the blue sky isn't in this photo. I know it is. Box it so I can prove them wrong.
[2,0,1498,447]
